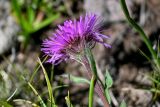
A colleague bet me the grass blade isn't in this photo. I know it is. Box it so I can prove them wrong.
[27,5,35,25]
[29,56,48,83]
[37,57,56,107]
[7,88,18,101]
[28,82,46,107]
[65,91,74,107]
[120,0,157,62]
[11,0,30,32]
[33,14,59,33]
[139,49,151,62]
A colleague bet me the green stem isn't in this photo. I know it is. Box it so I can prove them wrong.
[83,48,110,107]
[82,57,110,107]
[89,76,96,107]
[120,0,159,64]
[85,48,105,88]
[85,48,98,77]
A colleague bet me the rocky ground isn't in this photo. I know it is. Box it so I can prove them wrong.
[0,0,160,107]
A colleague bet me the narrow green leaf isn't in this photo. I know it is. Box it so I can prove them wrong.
[7,89,18,101]
[37,57,56,107]
[139,49,151,62]
[150,88,160,94]
[120,0,159,65]
[33,14,59,33]
[50,66,54,83]
[29,56,48,83]
[11,0,31,32]
[28,82,46,107]
[65,91,74,107]
[22,17,32,32]
[41,85,68,96]
[27,5,35,24]
[53,85,68,92]
[63,74,90,84]
[147,75,160,85]
[11,0,21,22]
[104,69,113,104]
[120,100,127,107]
[105,70,113,88]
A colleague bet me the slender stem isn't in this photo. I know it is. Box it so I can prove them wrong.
[85,48,105,88]
[120,0,159,65]
[82,55,110,107]
[85,48,98,77]
[89,76,96,107]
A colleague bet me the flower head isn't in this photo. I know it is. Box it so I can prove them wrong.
[41,14,111,64]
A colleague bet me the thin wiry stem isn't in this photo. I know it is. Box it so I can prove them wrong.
[120,0,160,66]
[89,76,96,107]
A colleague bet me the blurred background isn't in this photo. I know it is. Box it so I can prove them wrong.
[0,0,160,107]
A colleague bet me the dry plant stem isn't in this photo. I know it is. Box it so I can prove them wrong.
[82,56,110,107]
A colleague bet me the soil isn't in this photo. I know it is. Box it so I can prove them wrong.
[0,0,160,107]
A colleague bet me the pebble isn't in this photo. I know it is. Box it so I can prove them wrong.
[0,0,19,54]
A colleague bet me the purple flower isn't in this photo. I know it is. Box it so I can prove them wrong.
[41,14,111,64]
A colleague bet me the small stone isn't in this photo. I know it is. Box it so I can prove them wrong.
[0,0,19,54]
[121,87,152,107]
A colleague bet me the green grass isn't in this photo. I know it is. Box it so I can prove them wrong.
[120,0,160,101]
[11,0,60,49]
